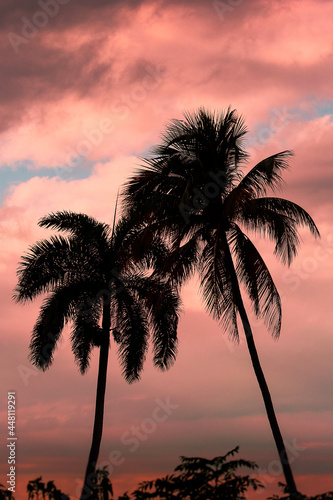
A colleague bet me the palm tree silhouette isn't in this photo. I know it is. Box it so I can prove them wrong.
[27,477,45,499]
[88,466,113,500]
[123,108,320,494]
[0,484,14,499]
[14,211,180,500]
[44,480,70,499]
[27,480,34,499]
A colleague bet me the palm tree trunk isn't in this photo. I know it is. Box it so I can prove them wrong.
[237,296,298,493]
[223,236,298,494]
[80,303,111,500]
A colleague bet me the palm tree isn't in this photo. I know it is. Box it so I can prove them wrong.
[89,466,113,500]
[27,477,45,500]
[0,484,14,499]
[122,107,320,495]
[14,211,180,500]
[45,480,70,499]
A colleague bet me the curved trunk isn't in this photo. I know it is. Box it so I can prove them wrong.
[80,304,111,500]
[237,296,298,493]
[223,235,298,494]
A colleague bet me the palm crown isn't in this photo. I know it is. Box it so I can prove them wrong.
[124,107,319,340]
[14,211,180,381]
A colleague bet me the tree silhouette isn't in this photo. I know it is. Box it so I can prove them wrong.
[123,107,320,494]
[0,484,14,499]
[14,211,180,500]
[26,478,70,499]
[132,447,263,499]
[26,477,45,499]
[45,480,70,499]
[268,483,333,500]
[87,466,113,500]
[27,479,34,499]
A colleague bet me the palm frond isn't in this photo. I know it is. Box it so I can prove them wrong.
[239,197,318,265]
[122,155,184,218]
[115,286,150,383]
[234,151,293,200]
[154,235,200,287]
[121,273,180,370]
[28,288,75,370]
[199,234,238,340]
[14,236,72,302]
[228,224,282,338]
[115,219,170,274]
[39,211,111,243]
[71,299,103,374]
[252,197,320,237]
[14,234,106,302]
[141,277,180,370]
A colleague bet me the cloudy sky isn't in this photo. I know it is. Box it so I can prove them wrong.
[0,0,333,498]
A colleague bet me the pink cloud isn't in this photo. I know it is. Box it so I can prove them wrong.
[1,0,333,497]
[0,0,332,168]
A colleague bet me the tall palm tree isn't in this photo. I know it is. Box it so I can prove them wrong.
[123,107,320,494]
[14,211,180,500]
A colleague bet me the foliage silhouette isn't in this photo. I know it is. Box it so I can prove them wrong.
[268,482,333,500]
[26,476,70,499]
[14,211,181,500]
[0,484,14,499]
[131,447,263,499]
[123,107,320,494]
[27,476,45,499]
[89,466,113,500]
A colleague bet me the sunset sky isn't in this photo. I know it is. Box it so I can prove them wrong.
[0,0,333,498]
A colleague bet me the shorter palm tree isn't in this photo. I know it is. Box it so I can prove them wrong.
[27,477,45,500]
[0,484,14,500]
[14,211,181,500]
[45,480,70,500]
[89,466,113,500]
